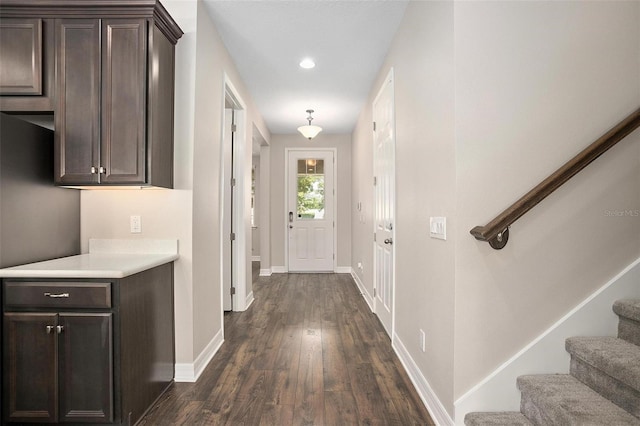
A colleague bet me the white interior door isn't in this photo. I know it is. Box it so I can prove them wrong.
[373,71,395,337]
[222,108,234,311]
[287,150,335,272]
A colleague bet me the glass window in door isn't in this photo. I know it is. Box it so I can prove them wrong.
[297,159,325,220]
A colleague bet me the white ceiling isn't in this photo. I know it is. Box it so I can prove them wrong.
[202,0,408,136]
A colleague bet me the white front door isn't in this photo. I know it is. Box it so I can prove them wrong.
[373,70,395,337]
[287,150,335,272]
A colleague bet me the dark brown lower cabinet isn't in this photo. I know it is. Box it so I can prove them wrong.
[3,313,58,422]
[59,313,113,423]
[2,262,174,425]
[3,313,113,423]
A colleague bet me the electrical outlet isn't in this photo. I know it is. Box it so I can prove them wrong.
[130,215,141,233]
[419,329,426,352]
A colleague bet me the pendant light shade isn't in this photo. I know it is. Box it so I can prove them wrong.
[298,109,322,140]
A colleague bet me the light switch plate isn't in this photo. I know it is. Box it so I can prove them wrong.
[429,216,446,240]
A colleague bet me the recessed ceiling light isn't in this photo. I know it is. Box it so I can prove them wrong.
[299,58,315,69]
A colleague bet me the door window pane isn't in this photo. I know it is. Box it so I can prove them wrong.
[297,159,324,219]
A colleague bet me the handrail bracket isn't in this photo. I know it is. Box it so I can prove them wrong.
[489,228,509,250]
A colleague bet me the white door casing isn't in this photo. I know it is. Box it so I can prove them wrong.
[286,149,335,272]
[373,69,396,337]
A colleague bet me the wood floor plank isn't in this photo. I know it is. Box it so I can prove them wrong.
[227,369,274,425]
[139,264,435,425]
[321,326,351,392]
[347,362,391,425]
[259,402,295,426]
[324,390,359,425]
[293,326,324,425]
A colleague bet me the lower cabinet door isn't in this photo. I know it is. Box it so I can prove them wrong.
[3,313,58,423]
[58,313,113,423]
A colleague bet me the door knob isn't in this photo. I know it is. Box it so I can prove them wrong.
[384,238,393,245]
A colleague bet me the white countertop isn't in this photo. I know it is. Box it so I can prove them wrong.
[0,239,179,279]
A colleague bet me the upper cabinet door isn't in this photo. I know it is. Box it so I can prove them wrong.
[0,18,42,95]
[54,19,101,185]
[101,19,147,185]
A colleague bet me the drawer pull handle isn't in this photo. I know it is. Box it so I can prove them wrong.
[44,292,70,298]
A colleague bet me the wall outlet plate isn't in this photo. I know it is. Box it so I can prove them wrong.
[130,215,141,233]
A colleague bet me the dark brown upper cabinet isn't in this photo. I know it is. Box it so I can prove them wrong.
[55,18,149,186]
[0,17,56,111]
[0,1,183,188]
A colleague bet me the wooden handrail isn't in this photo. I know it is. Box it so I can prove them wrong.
[471,107,640,249]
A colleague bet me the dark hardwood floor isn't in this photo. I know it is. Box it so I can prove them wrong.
[139,266,434,425]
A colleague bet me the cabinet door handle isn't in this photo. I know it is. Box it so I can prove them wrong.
[56,325,64,334]
[44,292,70,298]
[91,166,98,174]
[46,325,54,334]
[99,166,106,174]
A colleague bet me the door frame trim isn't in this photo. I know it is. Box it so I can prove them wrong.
[372,68,397,339]
[284,147,338,272]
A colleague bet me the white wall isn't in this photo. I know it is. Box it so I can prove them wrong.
[81,0,270,374]
[351,0,640,422]
[453,0,640,400]
[352,0,456,415]
[269,133,352,270]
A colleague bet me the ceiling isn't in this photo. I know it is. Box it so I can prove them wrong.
[202,0,408,136]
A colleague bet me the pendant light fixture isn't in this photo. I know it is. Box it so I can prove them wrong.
[297,109,322,140]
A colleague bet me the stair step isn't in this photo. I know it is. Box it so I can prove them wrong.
[566,336,640,418]
[517,374,640,425]
[614,299,640,346]
[614,299,640,322]
[464,411,532,425]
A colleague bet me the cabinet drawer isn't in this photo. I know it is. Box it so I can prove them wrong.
[4,282,111,309]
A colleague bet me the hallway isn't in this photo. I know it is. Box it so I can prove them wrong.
[139,271,434,425]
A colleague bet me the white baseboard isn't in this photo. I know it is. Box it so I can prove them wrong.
[251,256,260,262]
[259,268,272,277]
[454,257,640,425]
[351,268,374,312]
[393,335,454,426]
[271,266,286,273]
[245,290,255,309]
[334,266,351,273]
[174,328,224,383]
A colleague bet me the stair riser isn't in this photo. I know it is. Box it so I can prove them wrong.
[520,397,552,426]
[570,357,640,419]
[618,317,640,346]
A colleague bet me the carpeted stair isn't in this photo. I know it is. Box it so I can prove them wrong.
[464,299,640,425]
